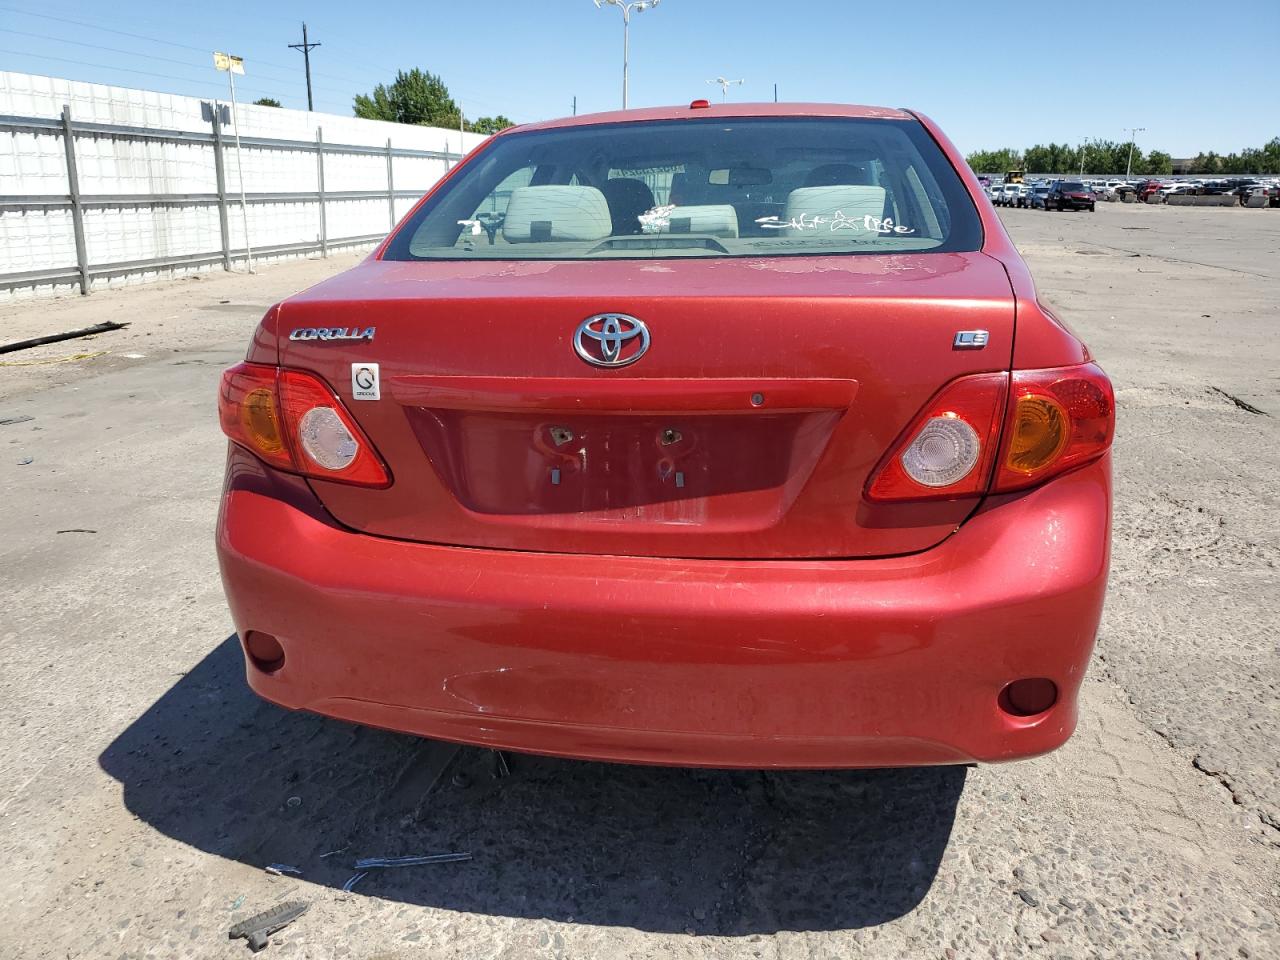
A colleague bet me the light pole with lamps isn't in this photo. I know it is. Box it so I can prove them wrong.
[1125,127,1146,178]
[707,77,745,102]
[593,0,661,109]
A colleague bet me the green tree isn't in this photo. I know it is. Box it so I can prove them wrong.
[468,115,516,135]
[1143,151,1172,175]
[253,97,282,108]
[965,148,1021,175]
[354,68,461,127]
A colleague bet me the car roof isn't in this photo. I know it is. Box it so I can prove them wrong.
[511,102,915,134]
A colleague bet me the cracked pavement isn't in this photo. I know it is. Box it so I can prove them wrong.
[1,203,1277,959]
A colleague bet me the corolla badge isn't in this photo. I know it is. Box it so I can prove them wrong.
[573,314,650,368]
[289,326,375,342]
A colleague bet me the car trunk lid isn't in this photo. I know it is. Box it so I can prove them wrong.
[277,253,1014,559]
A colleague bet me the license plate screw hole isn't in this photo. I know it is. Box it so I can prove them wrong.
[661,428,682,445]
[549,426,574,446]
[750,392,765,406]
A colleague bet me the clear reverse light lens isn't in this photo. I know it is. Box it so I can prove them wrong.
[900,415,980,487]
[298,407,359,471]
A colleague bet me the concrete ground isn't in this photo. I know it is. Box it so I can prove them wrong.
[1,204,1277,959]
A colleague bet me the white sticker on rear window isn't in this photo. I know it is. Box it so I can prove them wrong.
[351,363,380,401]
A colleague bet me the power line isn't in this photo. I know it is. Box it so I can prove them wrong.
[0,2,506,114]
[0,25,359,102]
[0,48,286,101]
[0,27,237,75]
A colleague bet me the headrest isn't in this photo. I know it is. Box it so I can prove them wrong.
[782,185,887,235]
[643,204,739,238]
[502,186,612,243]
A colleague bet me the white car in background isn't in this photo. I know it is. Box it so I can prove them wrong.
[1003,183,1028,207]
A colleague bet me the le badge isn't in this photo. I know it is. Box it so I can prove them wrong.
[351,363,380,401]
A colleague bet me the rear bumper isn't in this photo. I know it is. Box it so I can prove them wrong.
[216,448,1111,768]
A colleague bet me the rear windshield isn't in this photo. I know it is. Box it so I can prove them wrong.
[383,116,982,261]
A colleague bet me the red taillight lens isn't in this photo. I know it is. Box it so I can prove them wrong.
[866,372,1008,501]
[218,362,391,487]
[219,363,293,471]
[992,363,1114,492]
[866,362,1114,502]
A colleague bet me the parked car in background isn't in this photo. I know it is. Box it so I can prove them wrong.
[1137,180,1164,202]
[1028,184,1051,209]
[1159,182,1197,201]
[987,182,1004,204]
[1228,180,1260,204]
[216,101,1115,768]
[999,183,1024,207]
[1044,181,1096,211]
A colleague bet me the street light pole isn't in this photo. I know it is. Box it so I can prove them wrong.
[707,77,745,102]
[593,0,661,109]
[1125,126,1146,178]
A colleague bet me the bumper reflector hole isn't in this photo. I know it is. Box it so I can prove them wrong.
[999,678,1058,717]
[244,631,286,673]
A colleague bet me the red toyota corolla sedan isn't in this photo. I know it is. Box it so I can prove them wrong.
[217,102,1113,768]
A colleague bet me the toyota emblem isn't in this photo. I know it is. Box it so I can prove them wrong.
[573,314,650,368]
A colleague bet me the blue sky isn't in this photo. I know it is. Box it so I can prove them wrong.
[0,0,1274,156]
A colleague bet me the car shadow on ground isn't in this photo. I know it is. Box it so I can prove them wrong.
[100,635,965,935]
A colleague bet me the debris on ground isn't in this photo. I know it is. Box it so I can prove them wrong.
[227,900,309,953]
[0,415,34,426]
[0,321,128,355]
[491,750,512,779]
[353,853,472,870]
[264,863,302,876]
[0,350,107,367]
[341,872,368,893]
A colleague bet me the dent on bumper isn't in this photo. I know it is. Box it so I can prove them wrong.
[216,448,1111,768]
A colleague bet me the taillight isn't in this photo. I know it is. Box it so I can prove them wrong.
[866,362,1113,502]
[866,373,1008,501]
[218,362,391,487]
[992,363,1113,492]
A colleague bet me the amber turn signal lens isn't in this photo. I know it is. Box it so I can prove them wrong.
[240,386,285,455]
[1005,395,1068,474]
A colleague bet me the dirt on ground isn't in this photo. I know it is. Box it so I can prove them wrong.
[1,204,1277,959]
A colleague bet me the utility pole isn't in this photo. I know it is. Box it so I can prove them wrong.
[1124,126,1146,178]
[773,82,778,103]
[289,23,321,112]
